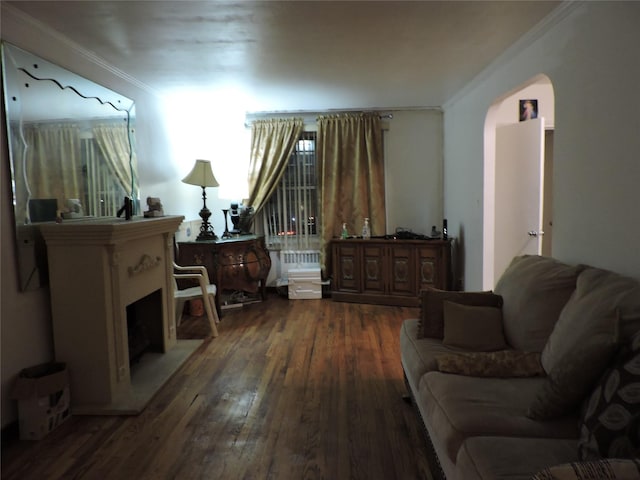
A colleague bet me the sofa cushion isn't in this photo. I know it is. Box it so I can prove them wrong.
[400,318,471,396]
[527,312,618,420]
[541,267,640,374]
[442,301,507,351]
[418,371,578,467]
[417,288,503,339]
[531,458,640,480]
[578,331,640,460]
[456,436,578,480]
[494,255,582,352]
[436,350,544,378]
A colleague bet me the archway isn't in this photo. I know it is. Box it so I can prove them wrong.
[482,74,555,289]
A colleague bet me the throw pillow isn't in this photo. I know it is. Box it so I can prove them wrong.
[442,301,507,351]
[531,458,640,480]
[527,313,619,421]
[542,267,640,374]
[494,255,583,352]
[578,330,640,460]
[417,287,503,339]
[435,350,545,377]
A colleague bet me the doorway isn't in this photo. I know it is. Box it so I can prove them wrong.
[482,74,555,289]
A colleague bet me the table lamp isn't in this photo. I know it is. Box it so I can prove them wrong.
[182,159,219,241]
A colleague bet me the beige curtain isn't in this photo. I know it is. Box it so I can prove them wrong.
[246,118,304,214]
[318,112,386,274]
[93,121,136,196]
[14,123,82,223]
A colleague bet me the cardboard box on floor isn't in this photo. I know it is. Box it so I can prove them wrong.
[288,267,323,299]
[11,362,71,440]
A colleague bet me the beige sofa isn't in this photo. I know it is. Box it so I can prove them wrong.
[400,255,640,480]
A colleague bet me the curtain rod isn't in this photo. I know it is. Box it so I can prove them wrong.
[315,113,393,120]
[246,106,441,117]
[245,110,394,128]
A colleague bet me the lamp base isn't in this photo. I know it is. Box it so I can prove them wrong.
[196,230,218,241]
[196,204,217,241]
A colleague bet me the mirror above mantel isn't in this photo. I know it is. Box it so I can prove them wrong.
[1,41,138,291]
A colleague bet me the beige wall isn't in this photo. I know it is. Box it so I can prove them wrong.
[384,109,443,236]
[1,137,55,427]
[443,2,640,289]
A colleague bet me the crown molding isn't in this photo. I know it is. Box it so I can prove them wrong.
[2,3,159,97]
[443,1,580,109]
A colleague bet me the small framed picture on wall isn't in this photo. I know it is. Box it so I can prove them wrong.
[519,99,538,121]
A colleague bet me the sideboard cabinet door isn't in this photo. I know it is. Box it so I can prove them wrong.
[361,243,386,294]
[388,244,416,296]
[333,243,360,292]
[417,244,450,292]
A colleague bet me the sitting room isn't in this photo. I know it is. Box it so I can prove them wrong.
[2,1,639,479]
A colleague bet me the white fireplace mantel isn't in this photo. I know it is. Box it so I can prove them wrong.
[40,215,201,415]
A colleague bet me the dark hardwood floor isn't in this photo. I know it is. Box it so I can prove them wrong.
[2,293,432,480]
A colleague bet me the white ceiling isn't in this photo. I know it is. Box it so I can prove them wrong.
[6,0,561,113]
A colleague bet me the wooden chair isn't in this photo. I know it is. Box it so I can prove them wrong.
[173,262,219,337]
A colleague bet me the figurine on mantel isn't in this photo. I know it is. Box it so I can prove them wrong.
[143,197,164,218]
[117,196,133,220]
[61,198,84,219]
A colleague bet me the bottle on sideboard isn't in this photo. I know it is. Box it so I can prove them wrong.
[362,218,371,239]
[442,218,448,240]
[341,223,348,239]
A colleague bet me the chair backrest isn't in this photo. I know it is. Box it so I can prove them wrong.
[172,264,179,293]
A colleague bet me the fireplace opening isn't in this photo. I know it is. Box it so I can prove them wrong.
[126,289,163,365]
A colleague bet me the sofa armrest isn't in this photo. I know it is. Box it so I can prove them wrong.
[531,458,640,479]
[417,287,503,339]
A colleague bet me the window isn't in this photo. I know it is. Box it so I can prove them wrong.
[263,131,319,250]
[82,137,130,217]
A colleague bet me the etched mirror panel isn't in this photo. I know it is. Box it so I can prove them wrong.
[1,42,137,291]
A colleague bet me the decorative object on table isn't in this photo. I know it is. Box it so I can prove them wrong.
[238,205,255,234]
[430,225,441,238]
[229,203,241,234]
[221,208,232,239]
[361,217,371,239]
[182,159,220,241]
[116,196,133,220]
[143,197,164,218]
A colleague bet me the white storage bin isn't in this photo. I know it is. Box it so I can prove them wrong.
[288,267,322,300]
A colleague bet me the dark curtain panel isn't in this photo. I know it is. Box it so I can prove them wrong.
[318,112,386,275]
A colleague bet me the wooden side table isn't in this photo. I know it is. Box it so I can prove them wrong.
[177,235,271,317]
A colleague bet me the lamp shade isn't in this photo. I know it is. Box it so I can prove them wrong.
[182,159,220,188]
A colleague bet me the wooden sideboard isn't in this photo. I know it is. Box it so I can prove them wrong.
[177,235,271,316]
[331,238,452,307]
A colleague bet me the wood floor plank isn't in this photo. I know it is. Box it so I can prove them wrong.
[2,293,432,480]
